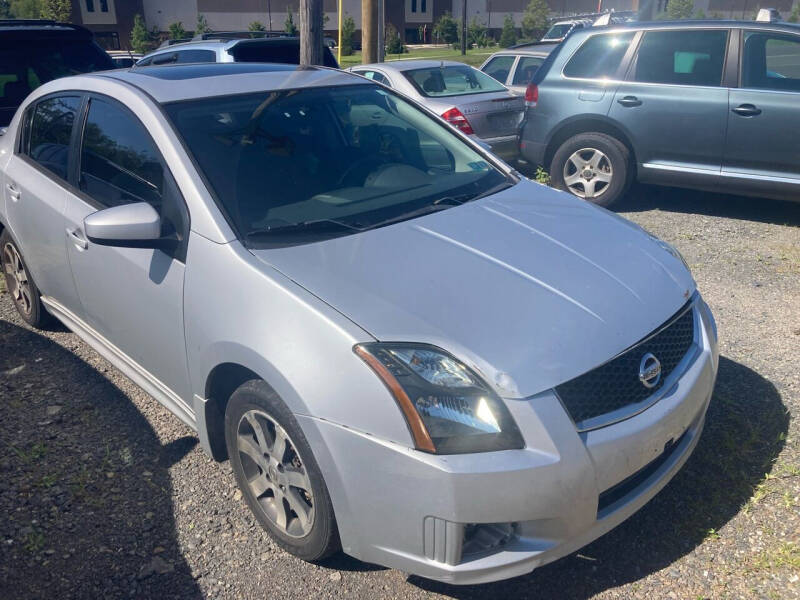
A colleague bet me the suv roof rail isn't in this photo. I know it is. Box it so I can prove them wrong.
[508,40,559,49]
[157,38,193,48]
[550,10,637,23]
[191,30,290,41]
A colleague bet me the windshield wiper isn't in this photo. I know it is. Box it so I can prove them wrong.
[245,218,363,239]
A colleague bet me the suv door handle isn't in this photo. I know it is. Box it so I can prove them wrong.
[6,181,20,201]
[617,96,642,107]
[67,227,88,250]
[732,103,761,117]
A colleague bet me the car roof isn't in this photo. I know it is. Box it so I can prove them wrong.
[493,43,559,56]
[354,59,476,73]
[0,19,94,40]
[150,36,303,53]
[90,63,364,103]
[585,19,800,35]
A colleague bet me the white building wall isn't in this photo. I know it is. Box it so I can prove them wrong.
[143,0,197,30]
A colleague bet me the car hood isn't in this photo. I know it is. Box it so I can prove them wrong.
[251,180,695,398]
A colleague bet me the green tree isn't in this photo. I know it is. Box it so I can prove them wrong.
[9,0,42,18]
[433,11,459,44]
[196,13,211,35]
[693,8,706,19]
[385,24,405,54]
[168,21,186,40]
[521,0,549,40]
[248,20,266,31]
[130,14,155,54]
[468,17,489,48]
[40,0,70,21]
[789,4,800,23]
[499,14,518,48]
[340,13,355,56]
[285,7,298,35]
[666,0,694,19]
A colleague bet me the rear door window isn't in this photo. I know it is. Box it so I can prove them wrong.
[25,95,81,180]
[563,32,636,79]
[482,55,515,83]
[175,49,216,63]
[742,31,800,91]
[633,29,728,87]
[512,56,545,85]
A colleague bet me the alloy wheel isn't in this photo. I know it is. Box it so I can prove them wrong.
[236,409,315,538]
[563,147,613,199]
[3,242,32,316]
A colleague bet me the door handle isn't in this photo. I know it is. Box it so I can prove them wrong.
[66,227,88,250]
[732,103,761,117]
[6,181,20,201]
[617,96,642,107]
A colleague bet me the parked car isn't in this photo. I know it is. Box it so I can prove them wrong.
[540,18,593,43]
[136,35,339,68]
[0,63,718,585]
[479,42,558,95]
[0,19,113,126]
[348,60,525,161]
[107,50,143,68]
[520,20,800,206]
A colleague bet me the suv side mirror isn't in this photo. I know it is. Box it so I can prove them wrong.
[84,202,165,249]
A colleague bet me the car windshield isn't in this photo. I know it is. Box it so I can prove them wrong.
[403,65,507,97]
[165,84,510,248]
[543,24,573,39]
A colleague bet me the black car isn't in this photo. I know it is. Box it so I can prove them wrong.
[0,20,113,126]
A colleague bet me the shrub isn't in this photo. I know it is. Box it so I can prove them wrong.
[521,0,549,40]
[499,14,518,48]
[386,24,406,54]
[196,13,211,35]
[285,7,298,35]
[168,21,186,40]
[341,13,355,56]
[433,11,459,44]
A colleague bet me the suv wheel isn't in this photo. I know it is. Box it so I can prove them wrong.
[1,229,51,328]
[550,133,631,207]
[225,380,340,561]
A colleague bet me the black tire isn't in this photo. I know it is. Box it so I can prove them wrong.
[224,379,340,561]
[550,133,631,208]
[1,229,52,328]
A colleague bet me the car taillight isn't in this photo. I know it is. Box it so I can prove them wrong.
[525,83,538,108]
[441,107,474,135]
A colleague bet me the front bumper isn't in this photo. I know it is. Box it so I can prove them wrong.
[299,300,719,584]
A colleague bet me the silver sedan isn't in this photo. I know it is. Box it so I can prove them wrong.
[0,63,718,584]
[348,60,525,162]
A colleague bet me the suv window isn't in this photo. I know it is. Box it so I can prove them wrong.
[175,49,216,63]
[563,32,635,79]
[633,30,728,87]
[742,31,800,92]
[512,56,544,85]
[26,96,81,180]
[79,98,165,209]
[482,55,515,83]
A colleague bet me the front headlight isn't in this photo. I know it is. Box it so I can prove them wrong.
[354,343,525,454]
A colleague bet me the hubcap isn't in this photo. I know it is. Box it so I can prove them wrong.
[563,148,613,199]
[236,410,315,538]
[3,242,32,316]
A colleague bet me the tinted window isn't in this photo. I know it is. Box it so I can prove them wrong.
[229,41,339,68]
[563,32,635,79]
[165,85,507,248]
[512,56,544,85]
[27,96,81,179]
[0,41,112,125]
[742,31,800,92]
[175,49,216,63]
[482,55,515,83]
[404,65,506,97]
[354,70,389,85]
[80,98,164,208]
[544,23,573,40]
[634,30,728,87]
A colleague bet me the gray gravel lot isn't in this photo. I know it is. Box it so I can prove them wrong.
[1,184,798,600]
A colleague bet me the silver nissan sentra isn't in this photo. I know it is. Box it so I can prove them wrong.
[0,63,718,584]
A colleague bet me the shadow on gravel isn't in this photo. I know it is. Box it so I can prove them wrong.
[0,319,201,600]
[409,356,789,599]
[616,184,800,227]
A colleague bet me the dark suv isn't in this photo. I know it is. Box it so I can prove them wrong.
[520,21,800,206]
[0,20,113,126]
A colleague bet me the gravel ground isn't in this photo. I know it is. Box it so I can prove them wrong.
[1,184,798,600]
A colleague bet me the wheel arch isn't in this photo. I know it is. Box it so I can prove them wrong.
[544,116,638,176]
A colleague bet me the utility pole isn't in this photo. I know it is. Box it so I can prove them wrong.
[267,0,272,31]
[299,0,323,65]
[461,0,467,56]
[362,0,377,64]
[337,0,343,65]
[377,0,385,62]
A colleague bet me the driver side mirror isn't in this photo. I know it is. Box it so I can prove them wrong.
[84,202,171,250]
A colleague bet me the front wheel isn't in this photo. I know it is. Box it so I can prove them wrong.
[224,380,340,561]
[550,133,631,208]
[1,229,52,328]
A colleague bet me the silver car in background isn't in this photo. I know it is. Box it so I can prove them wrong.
[348,60,524,162]
[480,42,558,96]
[0,63,718,584]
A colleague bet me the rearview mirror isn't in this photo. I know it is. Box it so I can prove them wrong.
[84,202,163,248]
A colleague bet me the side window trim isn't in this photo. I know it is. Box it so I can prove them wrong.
[724,27,741,88]
[507,55,522,85]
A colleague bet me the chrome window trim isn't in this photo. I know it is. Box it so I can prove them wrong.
[553,293,701,433]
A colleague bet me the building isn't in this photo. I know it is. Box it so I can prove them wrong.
[69,0,144,50]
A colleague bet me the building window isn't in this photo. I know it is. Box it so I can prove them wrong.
[99,0,108,12]
[86,0,94,12]
[421,0,426,12]
[411,0,417,12]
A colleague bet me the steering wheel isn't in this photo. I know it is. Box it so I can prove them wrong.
[337,156,386,187]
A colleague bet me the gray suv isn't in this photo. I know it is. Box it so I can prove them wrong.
[520,21,800,206]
